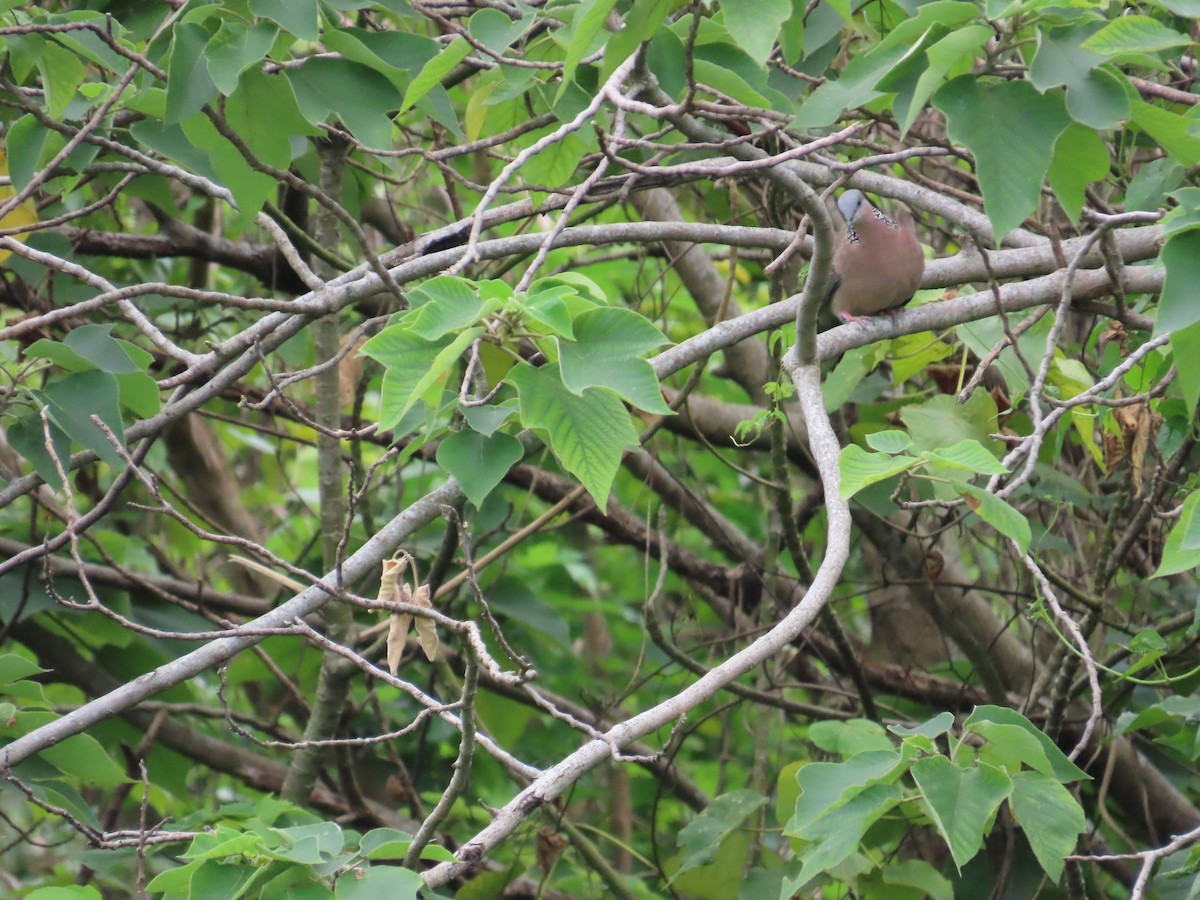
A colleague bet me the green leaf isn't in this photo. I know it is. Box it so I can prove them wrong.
[602,0,674,84]
[288,58,402,149]
[406,276,498,339]
[721,0,791,66]
[1161,187,1200,237]
[901,391,1001,454]
[671,789,767,881]
[971,721,1062,777]
[250,0,319,41]
[1009,771,1086,881]
[562,0,618,93]
[1170,323,1200,439]
[522,131,590,190]
[7,410,71,488]
[2,712,129,788]
[38,39,86,121]
[1125,628,1168,677]
[514,290,574,339]
[890,331,956,385]
[1156,231,1200,336]
[327,28,442,99]
[1173,490,1200,553]
[6,114,48,192]
[838,445,921,500]
[1029,23,1129,130]
[933,77,1071,242]
[1065,67,1132,131]
[1152,0,1200,13]
[186,861,255,898]
[911,756,1012,870]
[468,8,527,53]
[226,68,314,169]
[115,372,162,419]
[894,25,993,136]
[25,887,103,899]
[206,20,280,95]
[181,112,276,217]
[785,749,907,836]
[557,307,671,413]
[962,706,1089,783]
[166,23,218,125]
[923,440,1008,475]
[335,865,422,900]
[1154,489,1200,577]
[63,324,142,374]
[890,711,956,740]
[822,345,876,412]
[508,365,638,508]
[361,327,479,429]
[960,485,1031,552]
[1049,123,1112,223]
[271,822,345,863]
[145,858,202,893]
[781,782,903,893]
[1131,99,1200,167]
[24,340,94,373]
[183,826,265,861]
[794,35,926,128]
[401,36,471,114]
[436,430,523,508]
[1081,15,1193,55]
[864,430,912,453]
[460,400,517,437]
[876,859,953,900]
[809,718,895,756]
[0,653,48,686]
[358,828,413,860]
[129,119,218,184]
[41,370,125,468]
[1126,157,1184,211]
[360,330,451,428]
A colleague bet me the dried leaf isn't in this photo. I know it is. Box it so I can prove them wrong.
[228,555,306,591]
[339,334,368,408]
[1097,321,1128,358]
[1113,401,1157,497]
[386,612,411,675]
[535,826,568,873]
[410,584,438,662]
[1102,429,1124,475]
[925,548,944,580]
[377,557,406,607]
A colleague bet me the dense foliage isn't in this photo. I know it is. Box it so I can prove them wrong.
[1,0,1199,897]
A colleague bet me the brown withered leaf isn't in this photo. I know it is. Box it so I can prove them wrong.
[385,581,414,674]
[925,548,944,580]
[1113,401,1160,497]
[925,363,966,396]
[377,556,406,607]
[535,826,568,873]
[386,612,409,675]
[338,333,369,408]
[1102,429,1124,475]
[1097,321,1128,358]
[410,584,438,662]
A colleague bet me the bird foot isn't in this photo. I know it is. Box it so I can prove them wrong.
[837,311,869,324]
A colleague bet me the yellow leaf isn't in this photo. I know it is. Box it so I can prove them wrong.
[0,149,38,264]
